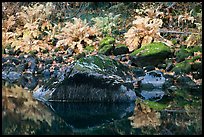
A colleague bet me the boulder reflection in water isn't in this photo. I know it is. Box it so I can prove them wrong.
[45,102,135,129]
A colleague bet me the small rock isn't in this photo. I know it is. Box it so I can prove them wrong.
[66,48,74,57]
[43,69,51,78]
[144,66,155,72]
[55,56,63,63]
[165,63,174,72]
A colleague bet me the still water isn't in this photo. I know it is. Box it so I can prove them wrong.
[2,82,202,135]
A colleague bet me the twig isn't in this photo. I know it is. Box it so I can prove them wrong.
[160,109,186,113]
[158,29,201,35]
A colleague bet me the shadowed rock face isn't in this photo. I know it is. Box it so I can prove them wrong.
[33,55,137,102]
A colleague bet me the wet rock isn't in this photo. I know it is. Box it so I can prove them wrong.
[143,66,155,72]
[121,54,128,62]
[11,58,21,65]
[55,56,63,63]
[2,63,16,72]
[44,58,53,65]
[74,52,86,60]
[176,76,197,91]
[192,71,202,80]
[162,77,174,90]
[157,63,167,69]
[130,42,172,67]
[43,69,51,78]
[66,48,74,57]
[2,57,7,63]
[132,67,145,77]
[165,63,174,72]
[16,63,27,73]
[2,71,21,83]
[18,73,38,90]
[136,70,166,101]
[33,55,137,102]
[113,44,129,56]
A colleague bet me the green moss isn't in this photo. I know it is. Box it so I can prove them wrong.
[84,45,95,53]
[135,98,169,111]
[186,45,202,54]
[175,49,191,62]
[172,61,191,74]
[171,39,178,45]
[130,42,171,57]
[98,44,114,55]
[143,100,169,111]
[99,36,115,49]
[77,55,128,75]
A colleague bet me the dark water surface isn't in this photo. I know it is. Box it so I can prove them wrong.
[2,82,202,135]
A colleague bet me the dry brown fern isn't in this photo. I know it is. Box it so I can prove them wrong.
[124,16,172,52]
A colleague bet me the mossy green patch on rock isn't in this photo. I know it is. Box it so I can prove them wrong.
[143,100,169,111]
[130,42,172,67]
[98,44,114,55]
[130,42,171,56]
[175,49,191,62]
[77,54,128,75]
[172,55,202,74]
[99,36,115,49]
[172,61,191,74]
[186,45,202,54]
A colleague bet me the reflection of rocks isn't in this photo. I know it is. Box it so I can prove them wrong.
[2,84,73,135]
[128,100,161,128]
[136,70,166,101]
[46,102,135,129]
[34,55,137,102]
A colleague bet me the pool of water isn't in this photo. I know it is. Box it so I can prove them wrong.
[2,82,202,135]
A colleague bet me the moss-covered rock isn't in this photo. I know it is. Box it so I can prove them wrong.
[175,48,191,62]
[172,61,191,74]
[172,55,202,75]
[98,44,114,55]
[33,55,137,102]
[99,36,115,49]
[130,42,172,67]
[186,45,202,54]
[113,44,129,55]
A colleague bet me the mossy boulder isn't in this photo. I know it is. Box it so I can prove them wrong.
[175,49,191,62]
[172,55,201,75]
[99,36,115,49]
[113,44,129,55]
[98,44,114,55]
[33,55,137,102]
[130,42,172,67]
[172,61,191,75]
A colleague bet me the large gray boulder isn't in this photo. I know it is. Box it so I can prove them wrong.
[33,55,137,102]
